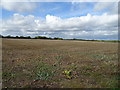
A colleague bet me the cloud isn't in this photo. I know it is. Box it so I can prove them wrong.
[71,2,118,15]
[94,2,118,14]
[1,0,36,12]
[1,13,118,39]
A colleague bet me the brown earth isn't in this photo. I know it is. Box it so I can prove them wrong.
[2,39,118,88]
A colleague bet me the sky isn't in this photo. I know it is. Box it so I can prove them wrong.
[0,1,118,40]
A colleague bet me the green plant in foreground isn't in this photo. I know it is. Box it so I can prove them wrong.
[63,70,72,79]
[35,62,55,80]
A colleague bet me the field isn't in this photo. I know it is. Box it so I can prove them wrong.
[2,39,118,88]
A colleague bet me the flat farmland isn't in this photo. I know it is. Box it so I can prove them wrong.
[2,39,118,88]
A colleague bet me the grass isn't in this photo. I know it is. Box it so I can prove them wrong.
[34,62,55,81]
[2,39,118,88]
[90,53,118,60]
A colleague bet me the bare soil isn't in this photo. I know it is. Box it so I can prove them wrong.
[2,39,118,88]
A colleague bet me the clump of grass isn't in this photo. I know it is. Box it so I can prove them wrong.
[55,55,63,61]
[55,55,63,67]
[34,62,55,81]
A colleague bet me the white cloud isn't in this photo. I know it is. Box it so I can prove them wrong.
[71,2,118,15]
[94,2,112,11]
[94,2,118,14]
[1,0,36,12]
[1,13,118,39]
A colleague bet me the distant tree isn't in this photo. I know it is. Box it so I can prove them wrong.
[27,36,31,39]
[34,36,38,39]
[34,36,40,39]
[16,36,19,38]
[41,36,47,39]
[34,36,63,40]
[54,37,63,40]
[20,36,24,37]
[6,35,11,38]
[73,38,76,40]
[54,37,58,40]
[58,38,63,40]
[20,36,24,39]
[48,37,52,39]
[34,36,48,39]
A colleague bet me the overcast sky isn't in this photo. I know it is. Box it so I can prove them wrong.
[0,1,118,40]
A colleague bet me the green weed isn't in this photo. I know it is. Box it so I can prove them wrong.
[63,70,72,79]
[34,62,55,80]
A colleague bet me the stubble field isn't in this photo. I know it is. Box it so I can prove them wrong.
[2,39,118,88]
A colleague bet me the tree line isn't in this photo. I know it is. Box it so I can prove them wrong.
[0,34,119,42]
[0,35,63,40]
